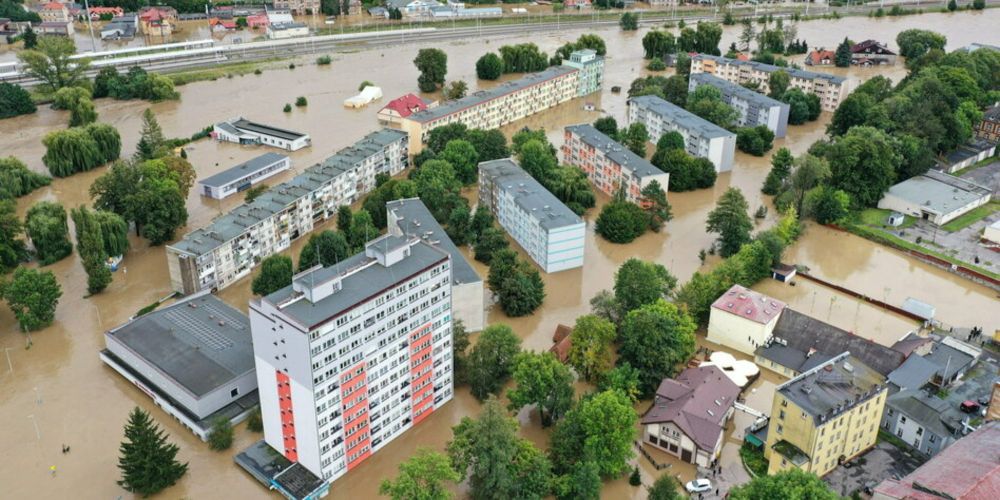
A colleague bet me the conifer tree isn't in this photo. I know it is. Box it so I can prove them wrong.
[117,407,188,496]
[134,109,166,161]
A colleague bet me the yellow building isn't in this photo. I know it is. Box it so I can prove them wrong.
[707,284,785,355]
[764,352,887,477]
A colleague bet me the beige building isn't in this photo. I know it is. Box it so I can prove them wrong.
[691,54,852,112]
[272,0,321,15]
[765,352,887,477]
[39,2,70,23]
[562,124,670,206]
[707,284,785,355]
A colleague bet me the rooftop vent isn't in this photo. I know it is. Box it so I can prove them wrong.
[800,385,813,394]
[843,361,854,373]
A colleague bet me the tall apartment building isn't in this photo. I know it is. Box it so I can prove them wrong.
[249,235,455,483]
[166,129,408,295]
[689,72,790,138]
[272,0,320,15]
[627,95,736,172]
[398,50,604,153]
[562,124,670,206]
[478,159,586,273]
[691,54,851,112]
[764,352,888,477]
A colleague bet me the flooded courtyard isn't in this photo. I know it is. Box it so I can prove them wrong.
[2,9,999,499]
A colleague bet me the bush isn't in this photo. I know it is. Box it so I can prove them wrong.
[283,103,291,112]
[475,52,503,80]
[595,200,648,244]
[629,467,641,486]
[646,57,666,71]
[288,63,296,69]
[247,408,263,432]
[736,126,775,156]
[207,417,234,451]
[295,96,307,107]
[0,82,37,119]
[316,55,331,65]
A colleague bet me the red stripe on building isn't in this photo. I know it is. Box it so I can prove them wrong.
[346,437,372,471]
[409,322,435,427]
[276,371,297,462]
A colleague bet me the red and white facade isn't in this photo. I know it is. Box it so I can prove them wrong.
[249,236,454,482]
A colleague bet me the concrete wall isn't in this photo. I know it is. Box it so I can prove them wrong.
[645,422,699,463]
[707,309,777,355]
[452,281,485,332]
[878,191,990,226]
[708,135,736,173]
[544,223,586,273]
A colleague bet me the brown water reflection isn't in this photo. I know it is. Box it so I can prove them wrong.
[2,10,999,499]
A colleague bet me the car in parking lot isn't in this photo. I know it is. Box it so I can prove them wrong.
[685,478,713,493]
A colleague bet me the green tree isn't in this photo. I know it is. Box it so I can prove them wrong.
[476,52,503,80]
[347,209,378,251]
[595,199,648,244]
[553,460,601,500]
[655,131,685,153]
[54,86,97,127]
[629,467,641,486]
[549,389,637,478]
[297,230,348,271]
[70,206,112,294]
[247,408,263,432]
[896,29,947,60]
[244,184,269,203]
[452,320,471,385]
[508,351,575,426]
[947,0,957,11]
[762,147,793,195]
[0,82,37,119]
[619,13,639,30]
[0,157,50,200]
[782,154,831,214]
[427,123,469,153]
[469,205,494,240]
[86,123,123,166]
[467,324,522,400]
[90,159,186,244]
[767,69,791,98]
[134,109,166,161]
[728,469,839,500]
[614,258,677,313]
[0,200,27,272]
[2,266,61,331]
[498,43,549,73]
[707,187,753,257]
[207,417,233,451]
[21,24,38,49]
[17,36,89,93]
[827,92,875,137]
[25,201,72,265]
[251,255,293,296]
[642,30,676,60]
[973,0,986,9]
[439,139,479,185]
[738,18,756,51]
[466,128,509,161]
[414,48,448,92]
[825,126,900,207]
[736,126,775,156]
[567,314,616,383]
[835,37,853,67]
[516,139,557,179]
[618,300,697,396]
[694,22,724,55]
[473,227,508,264]
[621,122,650,157]
[642,180,672,231]
[593,116,619,139]
[662,75,689,105]
[380,448,460,500]
[42,128,101,177]
[597,363,641,402]
[803,186,851,224]
[687,85,738,128]
[443,80,468,100]
[780,88,815,125]
[117,407,188,497]
[445,204,473,247]
[648,475,684,500]
[495,257,545,317]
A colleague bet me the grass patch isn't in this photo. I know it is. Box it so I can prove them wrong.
[952,156,999,177]
[845,222,1000,281]
[856,208,916,229]
[740,442,768,477]
[166,60,273,86]
[940,202,1000,232]
[878,429,910,450]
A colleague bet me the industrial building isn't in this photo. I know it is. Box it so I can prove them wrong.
[478,159,586,273]
[689,72,790,138]
[198,152,291,200]
[627,95,736,172]
[562,124,670,205]
[167,129,408,295]
[213,117,312,151]
[877,170,992,226]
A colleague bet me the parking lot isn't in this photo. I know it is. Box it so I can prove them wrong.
[823,441,925,496]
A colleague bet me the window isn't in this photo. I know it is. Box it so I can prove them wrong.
[776,424,783,435]
[780,399,788,407]
[231,388,240,398]
[929,435,936,443]
[779,410,785,420]
[900,416,907,424]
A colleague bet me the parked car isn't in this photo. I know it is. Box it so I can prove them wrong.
[960,400,981,413]
[685,478,713,493]
[978,396,990,406]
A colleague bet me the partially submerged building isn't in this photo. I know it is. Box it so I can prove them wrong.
[707,284,786,355]
[561,124,670,205]
[198,152,291,200]
[213,117,312,151]
[688,72,790,138]
[627,95,736,172]
[877,170,991,225]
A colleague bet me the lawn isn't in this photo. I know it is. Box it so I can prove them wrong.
[855,208,916,229]
[941,202,1000,232]
[740,443,769,477]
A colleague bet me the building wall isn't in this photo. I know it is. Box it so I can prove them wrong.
[451,281,485,333]
[985,223,1000,244]
[706,309,778,355]
[645,422,699,462]
[691,57,850,112]
[877,191,990,226]
[627,99,736,172]
[561,128,670,205]
[200,156,291,199]
[880,405,953,457]
[754,353,801,378]
[975,117,1000,143]
[543,223,586,273]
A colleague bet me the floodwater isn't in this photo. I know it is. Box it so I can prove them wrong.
[2,10,999,499]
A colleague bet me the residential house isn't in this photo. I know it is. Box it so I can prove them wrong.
[707,284,786,355]
[377,94,436,125]
[764,353,887,476]
[641,365,741,467]
[100,14,137,39]
[804,49,835,66]
[975,103,1000,142]
[561,124,670,206]
[139,7,176,37]
[88,6,123,20]
[627,95,736,172]
[850,39,897,66]
[881,389,963,457]
[877,170,992,225]
[38,2,74,35]
[689,72,790,138]
[267,22,308,39]
[271,0,320,15]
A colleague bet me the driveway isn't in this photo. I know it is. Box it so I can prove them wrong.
[824,441,925,496]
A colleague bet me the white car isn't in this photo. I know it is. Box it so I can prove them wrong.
[685,478,713,493]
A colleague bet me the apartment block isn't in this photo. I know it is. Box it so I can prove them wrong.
[627,95,736,172]
[272,0,320,15]
[249,235,454,483]
[198,152,291,200]
[562,124,670,205]
[764,352,888,477]
[398,50,604,153]
[478,159,586,273]
[689,72,790,138]
[166,129,408,295]
[691,54,851,112]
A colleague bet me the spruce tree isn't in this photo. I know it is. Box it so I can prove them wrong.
[134,109,165,161]
[762,147,793,195]
[117,407,188,496]
[834,38,852,67]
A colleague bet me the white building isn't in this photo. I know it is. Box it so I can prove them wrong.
[249,235,454,483]
[478,159,586,274]
[198,152,291,200]
[627,95,736,172]
[707,284,786,355]
[100,292,258,441]
[167,129,409,295]
[213,117,311,151]
[984,219,1000,244]
[562,123,670,205]
[267,21,309,40]
[689,72,790,138]
[387,198,485,332]
[877,170,992,226]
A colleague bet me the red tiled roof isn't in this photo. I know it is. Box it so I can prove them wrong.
[380,93,429,119]
[641,365,741,451]
[807,50,836,65]
[42,2,64,10]
[873,421,1000,499]
[549,328,572,363]
[553,324,572,343]
[711,284,785,325]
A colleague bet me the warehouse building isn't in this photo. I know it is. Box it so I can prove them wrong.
[877,170,992,226]
[213,117,312,151]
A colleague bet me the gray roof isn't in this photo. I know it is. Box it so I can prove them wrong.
[887,355,940,392]
[756,308,906,377]
[777,352,885,426]
[942,139,996,166]
[199,152,288,188]
[565,124,665,180]
[230,118,307,141]
[171,129,406,257]
[641,365,741,451]
[386,198,481,286]
[263,239,448,330]
[886,389,963,438]
[690,72,787,109]
[270,21,307,30]
[884,170,991,216]
[478,158,584,231]
[107,293,253,397]
[694,54,847,85]
[406,65,578,124]
[924,342,975,381]
[628,95,735,140]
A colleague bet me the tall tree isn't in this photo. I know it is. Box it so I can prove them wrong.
[507,351,575,426]
[134,109,166,161]
[438,139,479,185]
[297,230,348,271]
[0,199,27,272]
[825,126,900,207]
[728,469,839,500]
[598,363,641,402]
[614,258,677,313]
[648,475,684,500]
[117,407,188,497]
[567,314,616,383]
[687,85,739,128]
[706,188,753,257]
[379,448,460,500]
[737,18,756,51]
[896,29,947,60]
[347,209,377,251]
[251,255,293,296]
[835,37,852,67]
[25,201,72,265]
[53,86,97,127]
[207,417,233,451]
[767,69,791,98]
[476,52,503,80]
[466,324,522,400]
[452,320,471,385]
[0,82,37,119]
[549,389,637,478]
[2,266,62,332]
[762,147,793,195]
[641,181,672,232]
[414,48,448,92]
[16,36,89,93]
[0,157,50,200]
[595,199,648,244]
[593,116,619,139]
[621,122,650,157]
[71,206,113,294]
[618,300,697,397]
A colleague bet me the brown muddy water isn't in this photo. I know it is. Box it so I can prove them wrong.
[2,11,999,499]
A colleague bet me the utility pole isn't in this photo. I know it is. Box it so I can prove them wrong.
[82,0,98,52]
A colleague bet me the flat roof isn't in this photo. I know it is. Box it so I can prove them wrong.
[263,240,448,330]
[694,54,847,84]
[777,352,885,426]
[406,65,577,124]
[628,95,735,140]
[565,124,665,180]
[884,170,991,216]
[231,118,307,141]
[386,198,481,286]
[199,152,288,188]
[171,128,406,257]
[106,293,253,397]
[479,158,584,231]
[690,72,787,109]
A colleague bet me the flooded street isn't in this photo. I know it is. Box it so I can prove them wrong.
[2,10,999,499]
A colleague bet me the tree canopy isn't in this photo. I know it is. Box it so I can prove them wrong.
[0,82,37,119]
[706,187,754,257]
[414,48,448,92]
[0,157,50,200]
[17,36,89,93]
[728,469,839,500]
[618,300,697,397]
[567,314,616,383]
[251,255,293,296]
[614,258,677,313]
[25,201,72,265]
[507,351,575,427]
[117,407,188,497]
[2,266,62,332]
[379,448,459,500]
[466,323,522,400]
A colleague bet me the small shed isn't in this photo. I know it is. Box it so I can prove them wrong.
[771,263,797,283]
[887,212,905,227]
[902,297,936,321]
